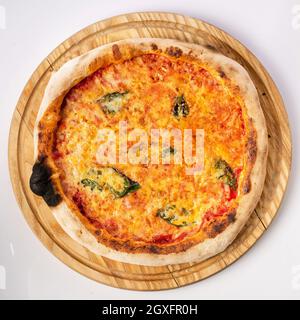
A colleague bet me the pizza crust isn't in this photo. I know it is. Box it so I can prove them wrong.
[33,38,268,266]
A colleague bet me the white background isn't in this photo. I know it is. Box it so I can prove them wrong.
[0,0,299,299]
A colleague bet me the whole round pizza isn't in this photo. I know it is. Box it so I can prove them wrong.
[30,39,268,265]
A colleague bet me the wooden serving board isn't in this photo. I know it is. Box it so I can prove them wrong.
[8,12,291,290]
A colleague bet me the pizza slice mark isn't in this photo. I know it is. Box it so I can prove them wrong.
[96,91,129,114]
[172,95,189,118]
[214,158,237,190]
[81,167,140,198]
[156,204,197,227]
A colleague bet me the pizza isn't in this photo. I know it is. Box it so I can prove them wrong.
[30,39,268,265]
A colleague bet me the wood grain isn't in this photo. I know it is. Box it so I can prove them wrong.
[8,12,291,290]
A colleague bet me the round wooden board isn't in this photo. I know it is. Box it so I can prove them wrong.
[8,12,291,290]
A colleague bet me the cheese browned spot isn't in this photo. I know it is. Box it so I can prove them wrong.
[165,46,183,58]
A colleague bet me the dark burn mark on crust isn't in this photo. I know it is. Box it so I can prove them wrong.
[30,161,51,195]
[227,210,236,223]
[43,187,61,206]
[241,125,257,195]
[205,220,226,238]
[112,44,122,60]
[248,140,257,162]
[165,46,183,58]
[247,128,257,163]
[243,127,258,196]
[149,246,160,254]
[205,44,217,52]
[242,178,251,194]
[204,210,236,239]
[151,43,158,50]
[213,221,226,234]
[218,69,226,78]
[30,159,61,206]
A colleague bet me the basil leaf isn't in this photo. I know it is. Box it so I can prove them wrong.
[172,95,189,118]
[97,91,129,114]
[81,178,103,191]
[214,159,237,190]
[107,168,141,198]
[157,205,193,227]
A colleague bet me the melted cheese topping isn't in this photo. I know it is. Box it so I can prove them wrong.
[53,53,249,245]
